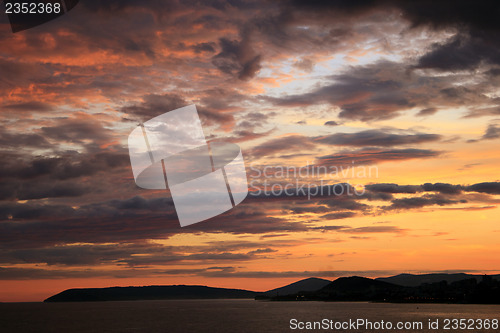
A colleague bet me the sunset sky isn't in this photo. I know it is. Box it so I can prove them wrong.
[1,0,500,302]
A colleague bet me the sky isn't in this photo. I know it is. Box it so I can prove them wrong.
[0,0,500,302]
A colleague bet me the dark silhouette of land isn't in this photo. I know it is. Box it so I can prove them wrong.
[262,277,331,297]
[262,275,500,304]
[377,273,500,287]
[44,285,256,302]
[44,274,500,303]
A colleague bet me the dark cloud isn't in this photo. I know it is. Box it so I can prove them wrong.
[0,266,396,280]
[324,197,370,212]
[262,59,493,121]
[263,61,413,121]
[248,135,316,157]
[422,182,463,195]
[1,101,54,112]
[197,105,235,130]
[321,212,357,220]
[417,107,438,116]
[481,124,500,140]
[417,31,500,71]
[315,129,441,147]
[324,121,339,126]
[0,130,51,149]
[122,93,188,120]
[0,59,52,94]
[0,180,89,201]
[0,201,77,221]
[316,147,442,166]
[40,116,113,146]
[122,92,237,131]
[365,183,421,194]
[367,182,463,195]
[262,47,498,119]
[224,129,273,143]
[386,194,466,210]
[237,111,276,130]
[192,42,217,54]
[293,58,315,72]
[290,0,500,32]
[0,234,293,268]
[0,198,308,248]
[396,0,500,31]
[396,1,500,75]
[249,130,443,162]
[339,226,406,234]
[0,150,130,180]
[212,37,262,80]
[465,182,500,195]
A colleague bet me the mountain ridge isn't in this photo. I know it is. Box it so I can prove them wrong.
[44,273,500,303]
[376,273,500,287]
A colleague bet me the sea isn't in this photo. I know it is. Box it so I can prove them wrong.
[0,300,499,332]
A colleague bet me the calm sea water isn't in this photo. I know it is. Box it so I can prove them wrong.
[0,300,499,333]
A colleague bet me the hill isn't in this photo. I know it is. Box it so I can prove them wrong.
[264,275,500,303]
[262,277,331,297]
[44,273,500,303]
[44,285,257,302]
[376,273,500,287]
[315,276,404,301]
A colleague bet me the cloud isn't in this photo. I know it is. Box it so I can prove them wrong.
[40,114,113,146]
[263,61,414,121]
[122,92,238,131]
[223,129,274,143]
[0,266,394,280]
[262,49,498,119]
[417,107,438,116]
[249,130,443,162]
[262,58,497,121]
[480,124,500,140]
[465,182,500,195]
[321,212,357,220]
[248,135,316,158]
[315,129,441,147]
[0,130,51,149]
[1,101,54,112]
[212,37,262,80]
[386,194,466,210]
[367,182,463,195]
[0,180,89,201]
[324,121,339,126]
[311,224,406,234]
[316,147,442,166]
[0,237,291,268]
[365,183,421,194]
[0,150,130,180]
[192,42,217,54]
[339,226,406,234]
[422,182,463,195]
[122,93,189,120]
[289,0,500,33]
